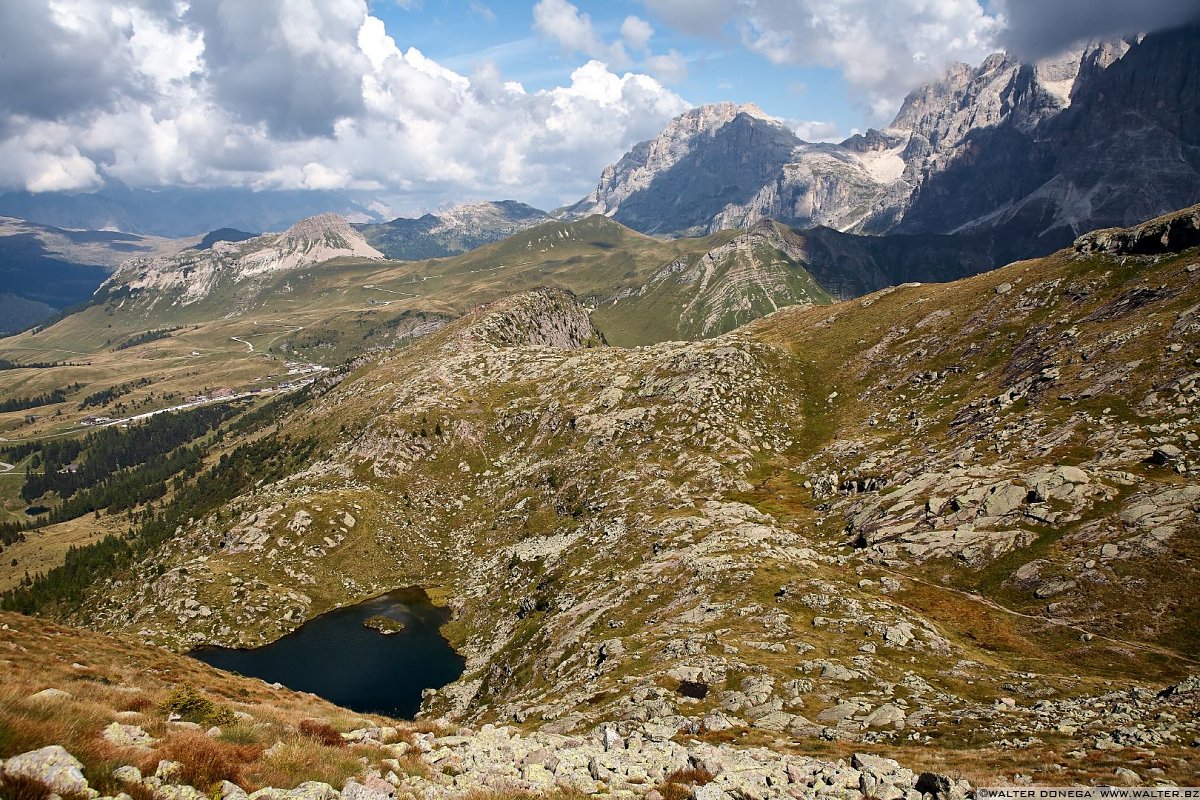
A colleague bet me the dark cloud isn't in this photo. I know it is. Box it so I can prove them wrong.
[998,0,1200,60]
[185,0,370,139]
[0,4,130,121]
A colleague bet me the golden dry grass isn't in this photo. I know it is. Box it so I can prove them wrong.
[0,611,435,793]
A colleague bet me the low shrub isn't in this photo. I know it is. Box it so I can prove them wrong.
[159,686,235,726]
[151,732,262,792]
[297,719,344,748]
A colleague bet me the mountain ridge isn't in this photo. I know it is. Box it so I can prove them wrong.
[356,200,552,261]
[563,26,1200,269]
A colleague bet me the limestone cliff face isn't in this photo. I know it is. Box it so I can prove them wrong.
[565,26,1200,265]
[102,212,384,310]
[453,287,605,350]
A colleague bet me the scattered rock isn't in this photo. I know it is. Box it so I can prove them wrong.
[2,746,89,796]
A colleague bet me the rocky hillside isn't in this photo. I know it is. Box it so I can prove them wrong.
[565,26,1200,267]
[101,213,384,312]
[0,610,1083,800]
[38,206,1200,789]
[357,201,552,260]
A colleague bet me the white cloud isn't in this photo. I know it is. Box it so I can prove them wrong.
[792,120,841,142]
[533,0,606,58]
[532,0,636,67]
[996,0,1200,59]
[0,121,103,192]
[469,1,497,23]
[0,0,690,208]
[620,16,655,52]
[644,0,1002,121]
[645,49,688,84]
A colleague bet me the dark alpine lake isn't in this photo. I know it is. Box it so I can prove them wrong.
[190,587,464,718]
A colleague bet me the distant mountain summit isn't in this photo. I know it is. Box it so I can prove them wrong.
[565,25,1200,263]
[356,200,551,260]
[104,212,383,310]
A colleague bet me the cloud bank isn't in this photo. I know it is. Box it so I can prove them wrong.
[996,0,1200,60]
[0,0,688,209]
[1,0,1196,207]
[642,0,1199,120]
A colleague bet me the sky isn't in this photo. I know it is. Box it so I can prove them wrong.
[0,0,1196,216]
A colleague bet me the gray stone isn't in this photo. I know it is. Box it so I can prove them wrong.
[341,780,391,800]
[102,722,155,748]
[1112,767,1142,787]
[984,483,1027,517]
[3,746,89,796]
[862,704,906,729]
[219,780,250,800]
[285,782,339,800]
[112,765,143,784]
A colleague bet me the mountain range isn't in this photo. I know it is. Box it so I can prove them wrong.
[565,24,1200,266]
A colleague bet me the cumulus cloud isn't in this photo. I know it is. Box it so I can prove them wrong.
[645,0,1001,120]
[620,16,655,52]
[792,120,842,143]
[644,0,1200,121]
[0,0,689,207]
[533,0,610,59]
[996,0,1200,60]
[645,50,688,84]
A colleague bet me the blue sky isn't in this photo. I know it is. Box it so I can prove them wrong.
[368,0,862,139]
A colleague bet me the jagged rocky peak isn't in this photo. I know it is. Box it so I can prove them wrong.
[563,27,1197,264]
[566,101,791,220]
[454,287,605,350]
[889,38,1129,144]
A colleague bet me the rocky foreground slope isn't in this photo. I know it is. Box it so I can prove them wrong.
[0,612,1196,799]
[47,206,1200,788]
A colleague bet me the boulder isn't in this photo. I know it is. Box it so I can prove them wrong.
[984,483,1026,517]
[915,772,952,799]
[3,745,89,796]
[219,780,250,800]
[342,779,392,800]
[112,765,143,785]
[862,704,906,729]
[286,781,339,800]
[1112,767,1142,786]
[155,760,184,783]
[102,722,155,748]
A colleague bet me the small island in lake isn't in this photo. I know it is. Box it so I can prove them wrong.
[363,615,407,634]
